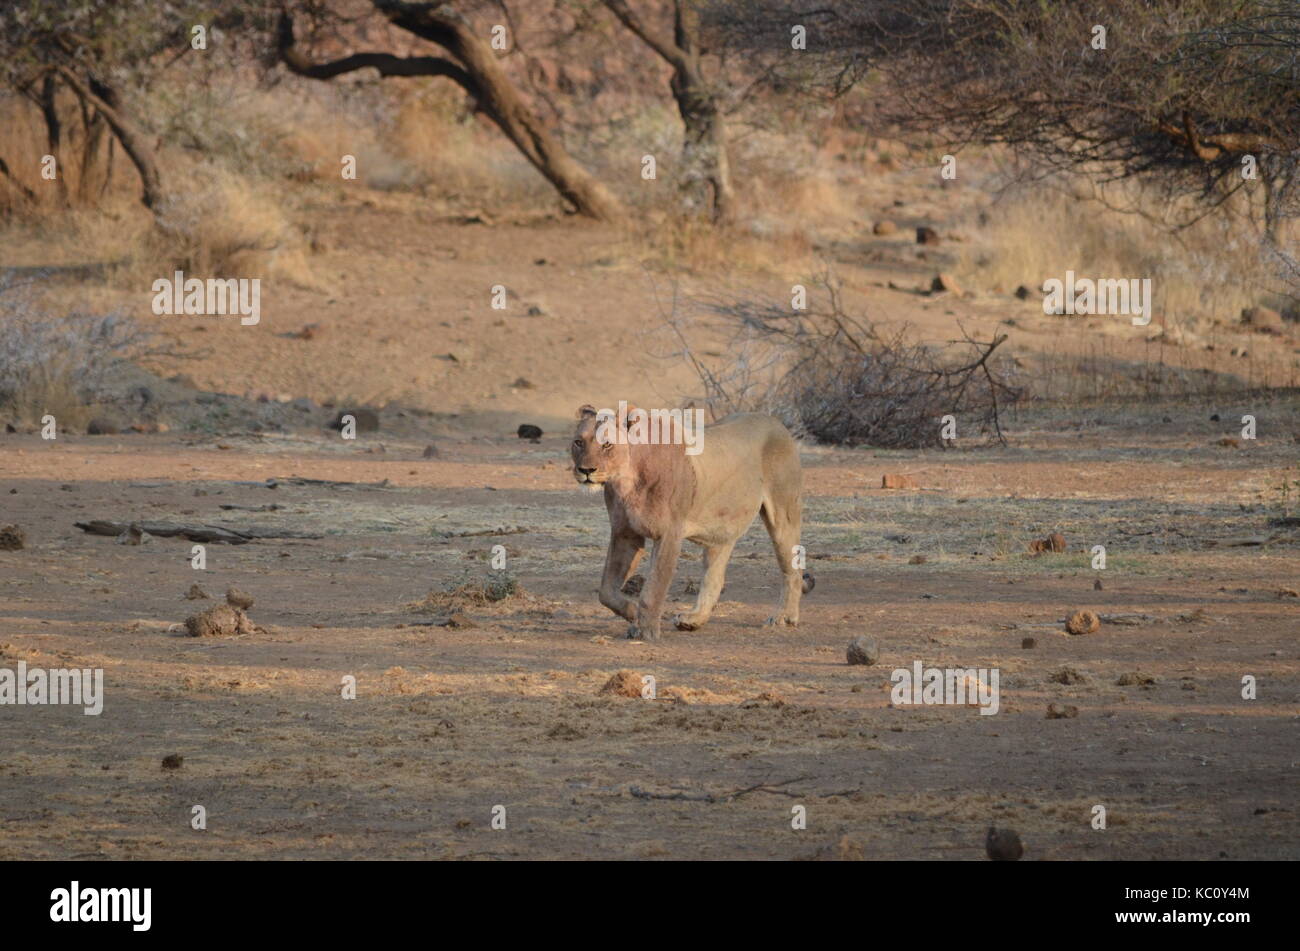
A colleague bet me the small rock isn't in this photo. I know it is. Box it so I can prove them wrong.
[1065,610,1100,635]
[185,584,209,600]
[0,524,26,551]
[330,408,380,432]
[225,587,255,610]
[1218,437,1239,448]
[1093,578,1103,591]
[1029,532,1067,554]
[512,377,535,389]
[161,754,184,770]
[1241,306,1284,334]
[872,220,897,236]
[1046,703,1079,719]
[908,554,927,565]
[1014,285,1033,300]
[517,424,543,440]
[422,444,440,459]
[930,273,962,295]
[130,421,169,434]
[846,636,879,666]
[985,827,1023,861]
[1021,636,1036,649]
[441,613,476,629]
[916,226,941,245]
[87,417,120,435]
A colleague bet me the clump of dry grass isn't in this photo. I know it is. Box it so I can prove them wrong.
[147,165,316,286]
[407,569,524,613]
[630,213,814,275]
[960,179,1291,326]
[0,274,151,429]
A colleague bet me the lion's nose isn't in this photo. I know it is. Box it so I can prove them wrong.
[576,466,596,476]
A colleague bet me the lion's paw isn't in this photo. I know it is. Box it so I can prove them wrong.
[673,613,702,631]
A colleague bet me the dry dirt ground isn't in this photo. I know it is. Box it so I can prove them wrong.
[1,405,1297,860]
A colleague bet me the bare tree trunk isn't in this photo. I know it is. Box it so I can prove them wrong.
[78,112,110,204]
[53,67,168,213]
[0,157,38,205]
[673,69,733,222]
[279,3,624,222]
[603,0,734,222]
[38,74,68,205]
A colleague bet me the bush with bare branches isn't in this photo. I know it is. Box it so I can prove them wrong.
[664,278,1023,448]
[0,274,154,428]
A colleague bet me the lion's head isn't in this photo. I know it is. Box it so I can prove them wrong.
[571,404,633,492]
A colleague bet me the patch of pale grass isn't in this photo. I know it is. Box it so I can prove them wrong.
[960,182,1285,327]
[148,165,319,288]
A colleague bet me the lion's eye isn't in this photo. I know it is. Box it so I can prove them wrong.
[572,438,583,448]
[600,443,613,451]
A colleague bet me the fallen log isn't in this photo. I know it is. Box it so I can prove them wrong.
[74,520,322,544]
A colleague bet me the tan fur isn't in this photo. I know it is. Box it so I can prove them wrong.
[571,405,806,640]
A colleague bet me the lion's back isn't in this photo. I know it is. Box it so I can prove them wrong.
[692,413,800,493]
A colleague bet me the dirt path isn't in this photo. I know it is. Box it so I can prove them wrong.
[1,412,1296,860]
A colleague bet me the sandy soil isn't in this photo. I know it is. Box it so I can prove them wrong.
[1,406,1296,860]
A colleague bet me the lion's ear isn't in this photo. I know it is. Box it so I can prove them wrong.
[576,404,598,420]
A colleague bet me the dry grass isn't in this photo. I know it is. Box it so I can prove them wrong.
[407,570,524,613]
[629,213,815,276]
[0,276,150,430]
[149,165,316,286]
[959,180,1293,327]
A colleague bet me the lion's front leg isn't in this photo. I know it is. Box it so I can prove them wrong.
[598,531,643,623]
[628,531,682,640]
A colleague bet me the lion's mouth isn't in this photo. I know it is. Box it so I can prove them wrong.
[574,471,605,492]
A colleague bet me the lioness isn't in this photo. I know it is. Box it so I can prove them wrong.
[571,404,809,640]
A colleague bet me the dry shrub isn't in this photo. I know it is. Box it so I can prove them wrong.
[151,166,316,286]
[668,276,1023,448]
[0,274,151,429]
[408,569,523,613]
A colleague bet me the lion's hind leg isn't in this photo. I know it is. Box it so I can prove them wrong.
[759,492,803,627]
